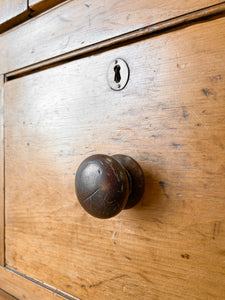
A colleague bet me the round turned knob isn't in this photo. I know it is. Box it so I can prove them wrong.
[75,154,145,219]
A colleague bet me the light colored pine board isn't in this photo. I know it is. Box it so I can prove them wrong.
[29,0,68,14]
[4,16,225,299]
[0,0,224,74]
[0,266,76,300]
[0,0,28,33]
[0,76,4,267]
[0,288,17,300]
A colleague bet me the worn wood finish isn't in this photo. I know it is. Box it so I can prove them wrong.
[0,0,28,33]
[6,2,225,80]
[29,0,68,15]
[0,266,74,300]
[0,76,4,267]
[1,0,225,74]
[4,17,225,299]
[0,288,17,300]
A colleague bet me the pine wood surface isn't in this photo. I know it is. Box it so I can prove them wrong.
[0,0,224,74]
[5,3,225,81]
[0,0,27,25]
[29,0,68,14]
[0,288,17,300]
[0,266,74,300]
[0,0,28,33]
[3,16,225,299]
[0,76,4,267]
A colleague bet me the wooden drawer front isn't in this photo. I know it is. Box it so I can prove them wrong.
[1,0,225,74]
[29,0,67,13]
[0,0,27,32]
[0,289,16,300]
[4,17,225,300]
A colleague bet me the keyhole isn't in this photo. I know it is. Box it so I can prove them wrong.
[114,65,121,83]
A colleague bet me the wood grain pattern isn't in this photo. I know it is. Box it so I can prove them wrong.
[6,2,225,80]
[0,0,28,33]
[0,266,74,300]
[29,0,68,15]
[1,0,225,74]
[0,76,4,267]
[4,16,225,299]
[0,288,17,300]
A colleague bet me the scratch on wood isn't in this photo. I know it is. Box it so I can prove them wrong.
[212,221,221,240]
[137,273,153,283]
[159,181,169,199]
[89,274,127,288]
[111,231,117,240]
[125,256,131,261]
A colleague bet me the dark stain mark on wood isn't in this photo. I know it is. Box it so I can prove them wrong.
[124,256,131,260]
[210,74,222,83]
[219,250,225,256]
[172,143,182,149]
[67,285,72,289]
[127,13,131,20]
[212,221,221,240]
[181,254,190,259]
[81,285,86,288]
[151,134,161,138]
[159,181,169,199]
[196,123,201,127]
[27,142,30,146]
[111,138,121,141]
[182,106,189,119]
[125,256,131,260]
[202,88,212,97]
[139,158,149,162]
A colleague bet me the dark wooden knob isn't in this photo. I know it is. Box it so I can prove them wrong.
[75,154,145,219]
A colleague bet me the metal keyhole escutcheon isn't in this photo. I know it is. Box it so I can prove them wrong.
[114,65,121,83]
[107,58,129,91]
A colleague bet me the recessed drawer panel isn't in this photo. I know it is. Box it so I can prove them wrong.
[4,17,225,299]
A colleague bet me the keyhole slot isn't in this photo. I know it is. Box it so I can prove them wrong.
[114,65,121,83]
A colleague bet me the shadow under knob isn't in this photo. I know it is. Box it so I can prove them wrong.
[75,154,144,219]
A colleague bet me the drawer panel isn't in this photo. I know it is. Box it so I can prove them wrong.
[4,17,225,299]
[29,0,68,14]
[0,0,28,32]
[0,0,224,74]
[0,288,16,300]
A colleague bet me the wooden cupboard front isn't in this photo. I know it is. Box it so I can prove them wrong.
[1,13,225,299]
